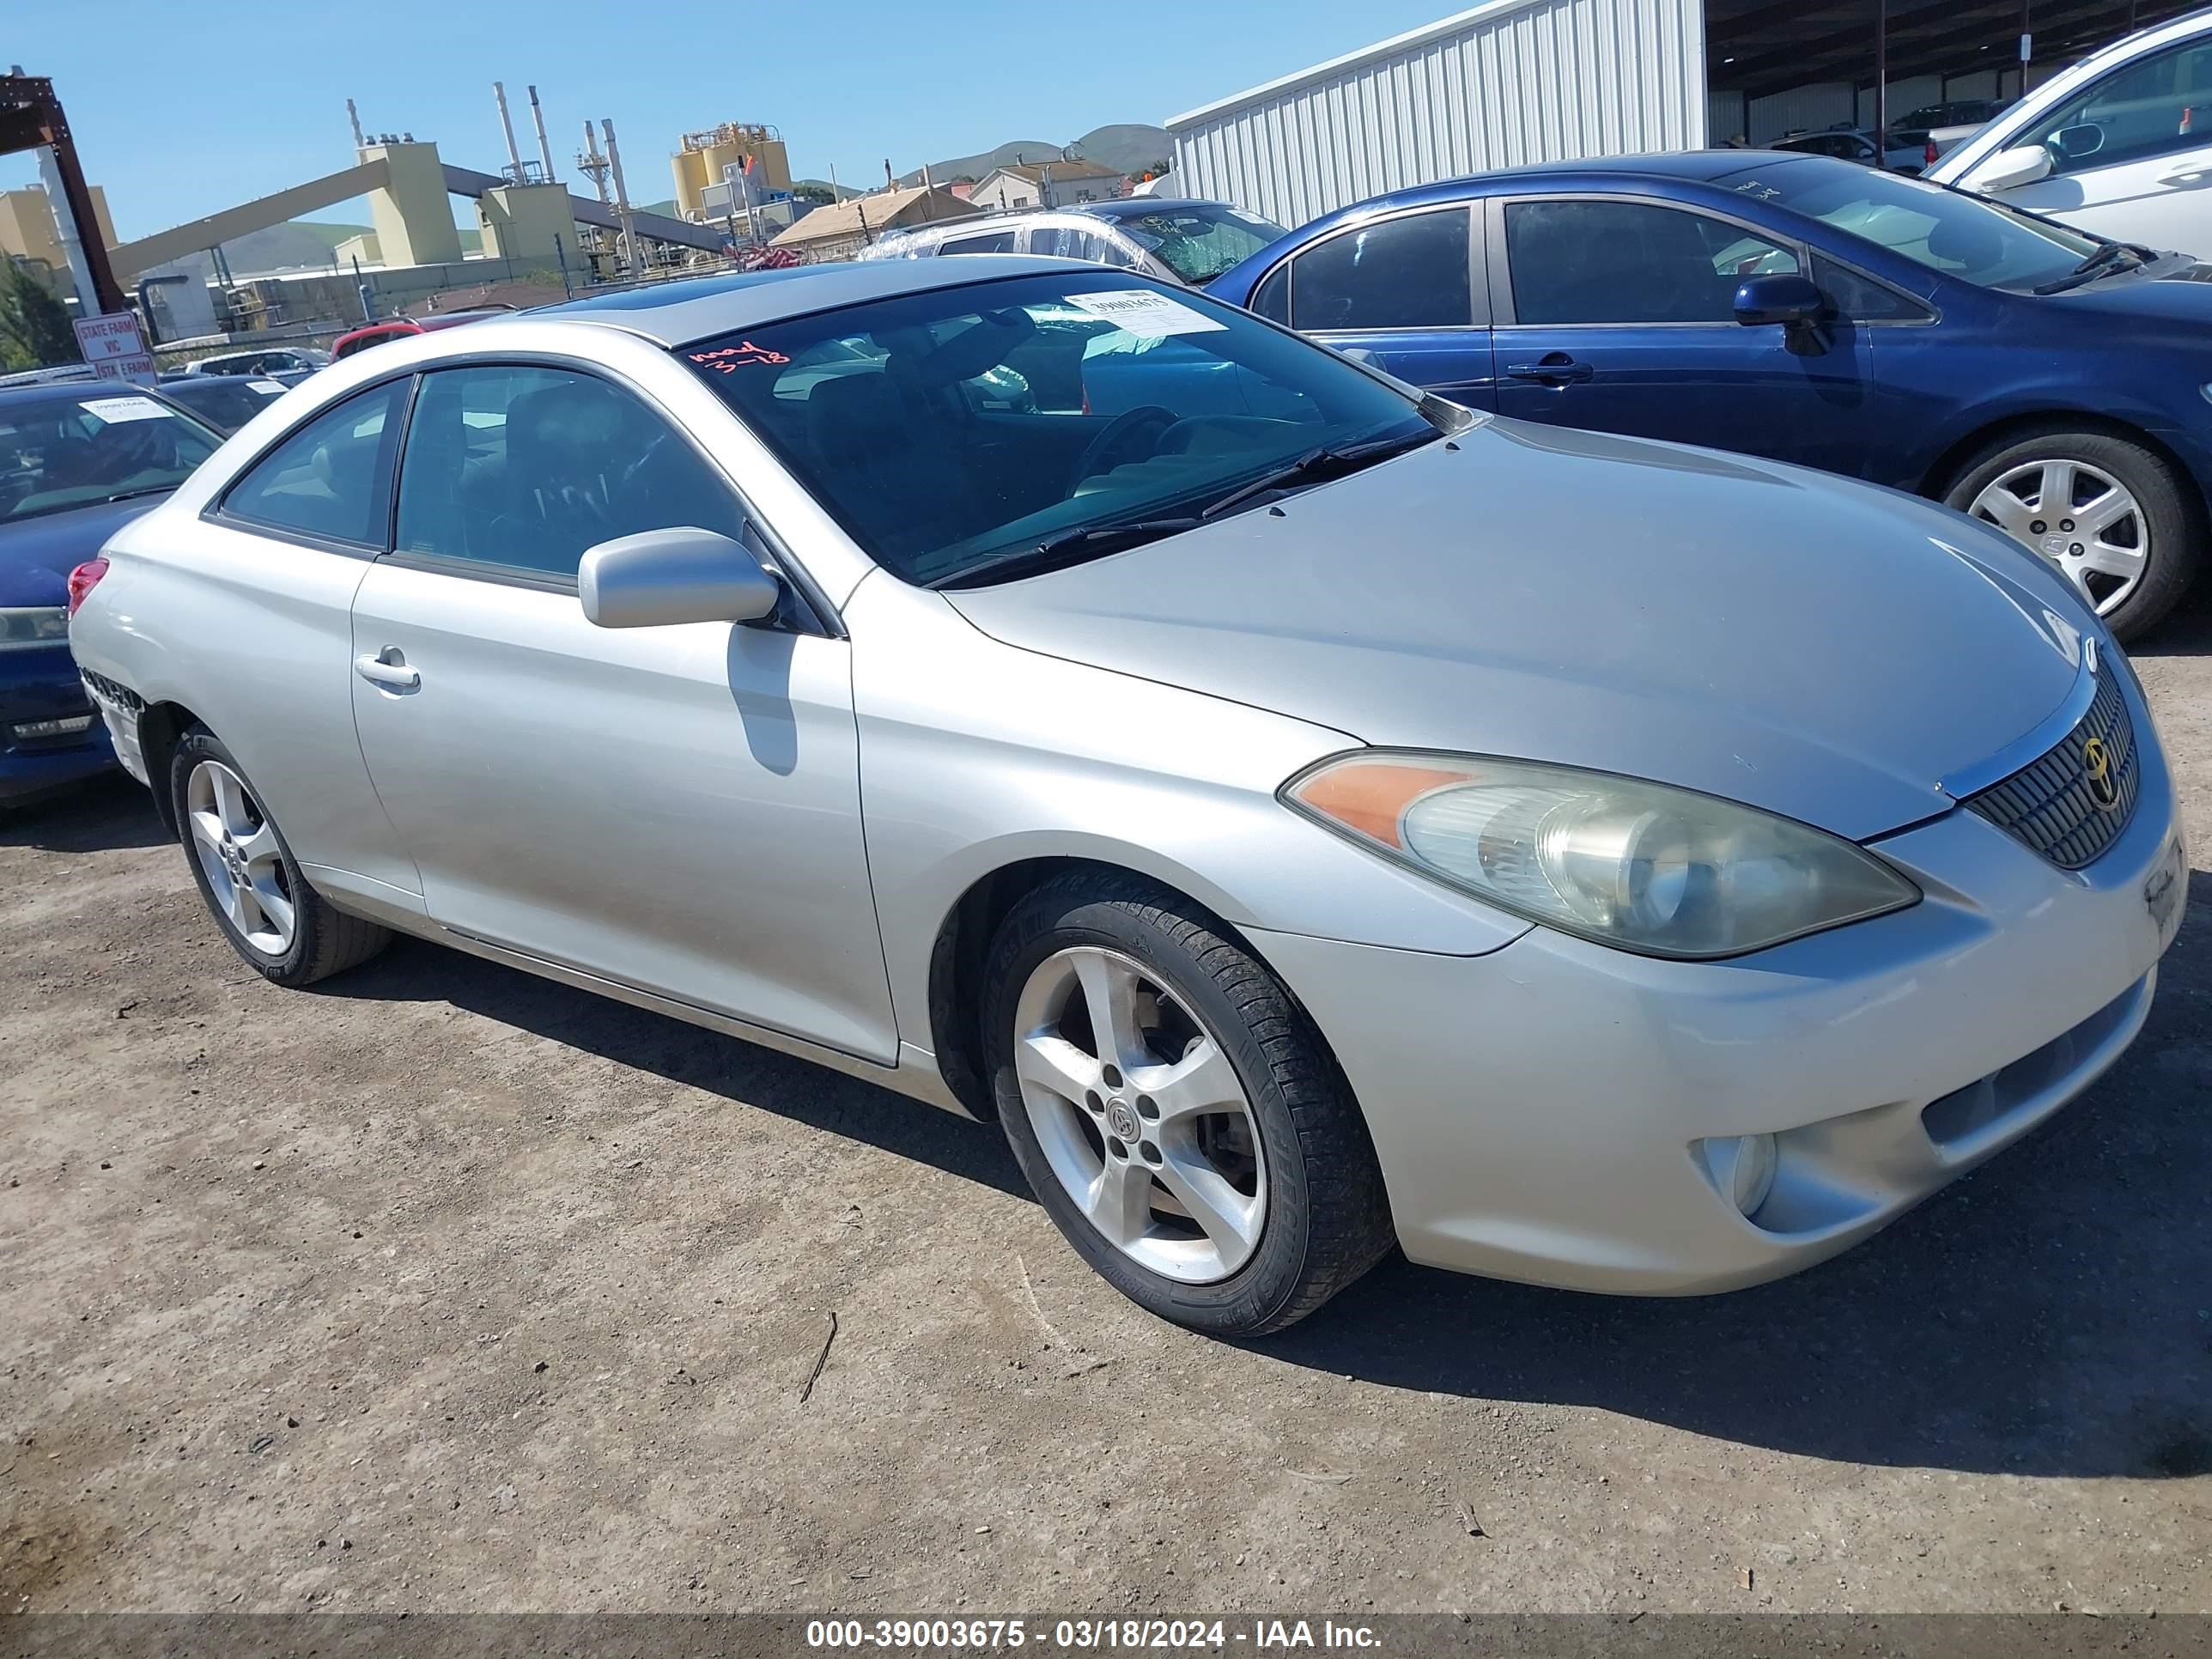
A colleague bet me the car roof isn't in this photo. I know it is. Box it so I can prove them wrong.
[1268,150,1826,224]
[1077,198,1249,220]
[529,255,1091,347]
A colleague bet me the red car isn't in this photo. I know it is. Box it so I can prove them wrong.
[329,306,517,362]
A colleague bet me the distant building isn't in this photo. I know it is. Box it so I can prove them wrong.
[769,185,977,262]
[966,159,1125,212]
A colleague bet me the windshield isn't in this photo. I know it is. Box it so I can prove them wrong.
[681,270,1436,586]
[1112,206,1290,284]
[0,389,221,522]
[1724,162,2101,291]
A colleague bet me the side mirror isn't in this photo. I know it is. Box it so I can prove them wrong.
[2051,124,2106,163]
[1733,272,1827,328]
[1968,143,2057,192]
[579,526,781,629]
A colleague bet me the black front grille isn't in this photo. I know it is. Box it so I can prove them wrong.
[1966,669,2138,870]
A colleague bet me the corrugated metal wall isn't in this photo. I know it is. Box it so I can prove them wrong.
[1168,0,1706,228]
[1857,75,1943,125]
[1746,82,1855,143]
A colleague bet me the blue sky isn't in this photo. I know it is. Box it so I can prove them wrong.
[5,0,1459,243]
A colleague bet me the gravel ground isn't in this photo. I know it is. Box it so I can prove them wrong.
[3,605,2209,1620]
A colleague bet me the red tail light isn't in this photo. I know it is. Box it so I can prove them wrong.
[66,557,109,617]
[1924,139,1938,166]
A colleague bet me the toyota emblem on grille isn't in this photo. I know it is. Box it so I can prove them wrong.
[2081,736,2120,811]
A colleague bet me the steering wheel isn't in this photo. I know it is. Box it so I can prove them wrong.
[1069,405,1179,490]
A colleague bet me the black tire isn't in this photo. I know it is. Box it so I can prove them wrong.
[1942,425,2201,643]
[983,871,1394,1338]
[168,726,390,987]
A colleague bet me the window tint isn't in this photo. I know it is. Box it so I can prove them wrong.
[940,230,1018,255]
[1504,201,1800,325]
[222,380,404,545]
[1249,262,1291,324]
[2029,37,2212,173]
[394,365,741,580]
[1812,252,1932,321]
[1291,208,1472,331]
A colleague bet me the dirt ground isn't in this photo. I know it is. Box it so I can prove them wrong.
[4,607,2209,1621]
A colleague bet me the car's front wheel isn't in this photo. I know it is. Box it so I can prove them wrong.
[170,727,390,987]
[984,872,1394,1337]
[1943,426,2200,641]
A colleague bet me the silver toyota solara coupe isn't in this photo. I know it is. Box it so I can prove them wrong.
[69,258,2187,1337]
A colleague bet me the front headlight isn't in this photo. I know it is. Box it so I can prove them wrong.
[1284,752,1918,959]
[0,606,70,651]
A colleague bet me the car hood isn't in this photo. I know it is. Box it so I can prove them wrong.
[0,493,167,606]
[2044,260,2212,327]
[945,422,2094,842]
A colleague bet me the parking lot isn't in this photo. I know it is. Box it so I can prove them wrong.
[0,591,2204,1619]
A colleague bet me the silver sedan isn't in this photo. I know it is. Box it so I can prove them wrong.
[68,258,2187,1337]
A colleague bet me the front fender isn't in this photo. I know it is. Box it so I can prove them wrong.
[843,577,1531,1051]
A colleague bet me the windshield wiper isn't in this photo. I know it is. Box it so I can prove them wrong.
[927,517,1200,590]
[1196,428,1437,522]
[99,485,174,504]
[2035,239,2154,294]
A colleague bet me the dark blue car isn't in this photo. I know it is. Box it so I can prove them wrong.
[1,383,221,808]
[1210,150,2212,640]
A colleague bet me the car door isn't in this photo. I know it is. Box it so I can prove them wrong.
[195,379,423,906]
[1252,204,1495,409]
[1487,194,1873,474]
[348,361,896,1061]
[1978,33,2212,251]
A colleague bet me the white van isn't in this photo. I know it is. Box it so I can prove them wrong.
[1929,7,2212,253]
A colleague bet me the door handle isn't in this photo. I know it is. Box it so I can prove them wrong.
[355,648,420,692]
[1505,354,1595,386]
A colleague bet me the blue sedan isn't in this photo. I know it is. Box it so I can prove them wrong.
[1211,151,2212,640]
[2,383,221,808]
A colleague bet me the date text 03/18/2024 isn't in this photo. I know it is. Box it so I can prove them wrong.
[804,1619,1384,1650]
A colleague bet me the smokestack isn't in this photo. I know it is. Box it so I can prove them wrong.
[581,121,611,204]
[346,98,366,150]
[494,82,525,180]
[528,85,556,183]
[603,118,639,274]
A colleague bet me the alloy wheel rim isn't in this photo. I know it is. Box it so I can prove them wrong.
[1012,945,1267,1285]
[185,759,295,957]
[1968,458,2147,616]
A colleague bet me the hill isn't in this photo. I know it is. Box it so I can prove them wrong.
[896,123,1171,188]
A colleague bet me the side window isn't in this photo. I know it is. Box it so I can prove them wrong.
[1289,208,1473,331]
[1038,227,1105,262]
[2030,37,2212,173]
[220,380,405,547]
[393,365,742,580]
[1504,200,1800,325]
[1812,252,1933,322]
[940,230,1017,255]
[1095,235,1141,269]
[1249,262,1291,325]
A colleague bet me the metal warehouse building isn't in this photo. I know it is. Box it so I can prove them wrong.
[1168,0,2203,228]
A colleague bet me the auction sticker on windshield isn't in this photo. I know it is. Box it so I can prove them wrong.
[79,396,176,425]
[1062,289,1226,337]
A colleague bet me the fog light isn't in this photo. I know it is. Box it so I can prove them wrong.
[12,714,94,739]
[1699,1133,1778,1218]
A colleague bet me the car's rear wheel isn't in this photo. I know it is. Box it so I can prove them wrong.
[1943,426,2199,641]
[983,871,1394,1337]
[170,728,390,987]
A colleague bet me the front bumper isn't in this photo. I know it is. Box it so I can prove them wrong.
[0,650,112,802]
[1252,676,2185,1297]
